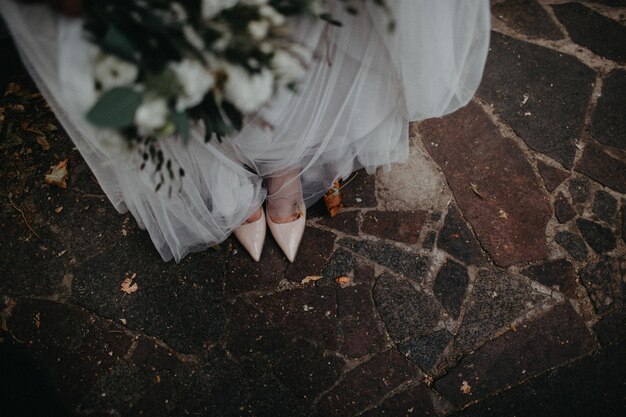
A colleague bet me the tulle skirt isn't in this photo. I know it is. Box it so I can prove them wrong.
[0,0,490,262]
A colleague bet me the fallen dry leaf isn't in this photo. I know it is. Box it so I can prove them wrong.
[36,136,51,150]
[301,275,322,284]
[120,272,138,294]
[460,380,472,394]
[323,181,342,217]
[55,206,63,213]
[33,312,41,329]
[45,159,69,189]
[335,276,351,284]
[469,182,485,199]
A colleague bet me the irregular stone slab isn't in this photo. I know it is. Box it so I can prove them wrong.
[576,218,616,253]
[227,237,288,296]
[492,0,564,40]
[373,273,441,341]
[453,269,549,356]
[579,256,625,313]
[267,337,345,404]
[555,230,589,261]
[361,210,427,244]
[5,299,134,407]
[70,240,228,353]
[577,142,626,195]
[591,70,626,149]
[340,169,377,208]
[253,286,339,350]
[437,205,486,266]
[397,330,453,374]
[569,176,592,205]
[319,248,358,287]
[360,383,439,417]
[315,349,419,417]
[433,259,469,319]
[421,103,552,266]
[422,231,436,250]
[285,226,336,283]
[521,258,579,298]
[339,237,429,283]
[477,32,594,168]
[553,3,626,63]
[622,204,626,244]
[537,160,569,192]
[376,138,450,211]
[593,190,618,223]
[337,277,387,358]
[436,304,597,408]
[555,192,577,223]
[453,336,626,417]
[316,211,359,235]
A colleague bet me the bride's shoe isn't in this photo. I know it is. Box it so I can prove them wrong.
[233,207,266,262]
[266,205,305,263]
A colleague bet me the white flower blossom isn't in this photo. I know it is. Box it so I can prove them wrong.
[201,0,239,20]
[248,20,270,40]
[135,98,168,133]
[183,25,205,50]
[169,58,215,111]
[223,64,273,113]
[93,54,138,90]
[170,2,188,21]
[259,5,285,26]
[272,49,307,84]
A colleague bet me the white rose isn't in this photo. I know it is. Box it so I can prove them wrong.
[223,64,273,113]
[169,58,215,111]
[272,49,307,84]
[259,5,285,26]
[135,98,168,133]
[201,0,239,20]
[93,54,138,90]
[248,19,270,40]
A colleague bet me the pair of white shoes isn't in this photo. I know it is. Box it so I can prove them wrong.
[233,205,306,262]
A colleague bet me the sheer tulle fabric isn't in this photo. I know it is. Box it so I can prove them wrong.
[0,0,490,262]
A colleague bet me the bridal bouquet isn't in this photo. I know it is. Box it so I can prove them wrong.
[77,0,390,186]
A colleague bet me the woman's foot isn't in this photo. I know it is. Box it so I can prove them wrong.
[265,169,305,262]
[233,207,266,262]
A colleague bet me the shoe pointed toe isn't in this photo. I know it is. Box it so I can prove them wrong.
[267,211,305,263]
[233,208,266,262]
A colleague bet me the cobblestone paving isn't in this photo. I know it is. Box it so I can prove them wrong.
[1,1,626,416]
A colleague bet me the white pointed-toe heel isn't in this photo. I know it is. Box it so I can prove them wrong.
[266,207,306,263]
[233,207,266,262]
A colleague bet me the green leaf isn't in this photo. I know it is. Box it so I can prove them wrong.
[103,25,136,61]
[86,87,142,129]
[171,111,190,145]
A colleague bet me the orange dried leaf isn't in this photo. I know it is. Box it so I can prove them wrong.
[45,159,69,189]
[36,136,51,150]
[335,276,351,284]
[323,181,342,217]
[301,275,322,284]
[120,272,138,294]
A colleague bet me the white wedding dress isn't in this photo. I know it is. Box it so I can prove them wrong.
[0,1,490,262]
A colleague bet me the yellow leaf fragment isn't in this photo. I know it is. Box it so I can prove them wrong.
[36,136,51,150]
[45,159,69,189]
[323,181,343,217]
[33,312,41,329]
[335,276,351,285]
[301,275,322,284]
[120,272,138,294]
[460,380,472,394]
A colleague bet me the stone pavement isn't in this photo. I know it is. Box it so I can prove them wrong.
[1,1,626,416]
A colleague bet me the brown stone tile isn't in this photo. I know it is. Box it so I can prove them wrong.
[421,103,552,266]
[521,258,579,298]
[493,0,564,40]
[576,143,626,193]
[591,69,626,150]
[361,210,427,244]
[437,205,486,266]
[337,280,387,358]
[285,226,336,283]
[537,160,569,192]
[340,169,377,208]
[435,304,597,408]
[227,237,288,296]
[360,383,439,417]
[315,349,419,417]
[555,192,577,224]
[316,210,359,235]
[579,256,625,314]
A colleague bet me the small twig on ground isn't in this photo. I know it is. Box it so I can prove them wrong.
[339,171,360,191]
[8,195,41,239]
